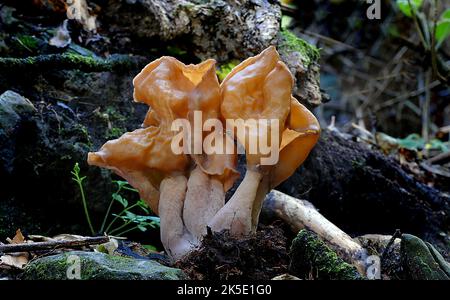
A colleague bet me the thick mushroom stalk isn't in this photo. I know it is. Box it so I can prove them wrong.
[159,175,197,259]
[182,60,239,240]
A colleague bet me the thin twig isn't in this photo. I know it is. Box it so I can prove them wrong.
[426,152,450,165]
[0,236,109,254]
[280,4,297,17]
[381,229,401,260]
[373,80,441,112]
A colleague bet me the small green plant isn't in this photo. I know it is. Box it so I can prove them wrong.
[396,0,450,49]
[71,163,160,237]
[397,133,449,152]
[71,163,95,235]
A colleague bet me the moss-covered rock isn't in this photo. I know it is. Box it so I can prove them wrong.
[277,29,323,107]
[401,234,450,280]
[289,229,362,280]
[0,89,115,238]
[278,29,320,68]
[22,251,186,280]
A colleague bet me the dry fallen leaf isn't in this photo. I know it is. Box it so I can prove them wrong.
[0,254,29,269]
[11,229,25,244]
[66,0,97,32]
[49,19,72,48]
[0,229,29,269]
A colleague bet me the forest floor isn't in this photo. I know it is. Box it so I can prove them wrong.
[0,0,449,280]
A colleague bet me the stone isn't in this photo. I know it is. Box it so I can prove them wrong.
[401,234,450,280]
[0,90,36,174]
[22,251,186,280]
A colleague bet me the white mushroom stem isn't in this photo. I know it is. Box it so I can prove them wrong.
[251,175,270,233]
[159,175,198,260]
[183,166,225,240]
[263,190,368,273]
[209,169,263,236]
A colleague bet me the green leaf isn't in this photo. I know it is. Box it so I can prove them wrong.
[137,225,147,232]
[124,210,137,220]
[112,194,128,208]
[137,199,149,213]
[436,21,450,47]
[396,0,423,17]
[441,8,450,20]
[73,162,80,174]
[113,180,128,189]
[436,9,450,48]
[428,139,449,152]
[397,133,425,150]
[142,244,157,252]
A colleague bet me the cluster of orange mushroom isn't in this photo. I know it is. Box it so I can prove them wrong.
[88,46,321,260]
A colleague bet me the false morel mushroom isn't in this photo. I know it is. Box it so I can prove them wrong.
[88,47,320,260]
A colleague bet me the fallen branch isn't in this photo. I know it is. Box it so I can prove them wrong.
[0,53,146,73]
[427,151,450,165]
[0,236,109,254]
[263,190,367,273]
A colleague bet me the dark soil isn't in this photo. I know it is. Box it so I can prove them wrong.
[176,223,290,280]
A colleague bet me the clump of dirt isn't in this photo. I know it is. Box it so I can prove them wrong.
[176,223,289,280]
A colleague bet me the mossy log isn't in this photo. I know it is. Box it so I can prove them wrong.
[0,53,146,73]
[289,229,363,280]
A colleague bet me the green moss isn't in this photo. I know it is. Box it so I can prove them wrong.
[64,53,100,68]
[289,230,362,280]
[22,251,187,280]
[401,234,449,280]
[279,29,320,67]
[216,60,239,82]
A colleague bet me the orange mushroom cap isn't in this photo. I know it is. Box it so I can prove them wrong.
[220,46,320,185]
[88,56,239,214]
[220,46,294,167]
[270,97,320,188]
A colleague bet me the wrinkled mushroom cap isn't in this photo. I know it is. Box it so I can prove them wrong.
[88,57,238,213]
[220,46,294,167]
[220,46,320,184]
[271,97,320,188]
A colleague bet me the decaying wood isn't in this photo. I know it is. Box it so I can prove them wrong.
[289,230,363,280]
[0,236,109,254]
[262,190,367,272]
[104,0,280,62]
